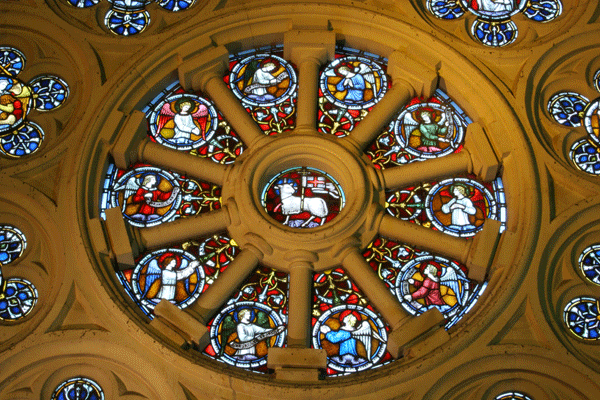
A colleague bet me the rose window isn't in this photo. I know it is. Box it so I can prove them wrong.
[100,43,506,378]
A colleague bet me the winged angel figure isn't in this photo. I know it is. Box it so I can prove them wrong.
[325,61,377,104]
[138,253,200,304]
[405,261,469,310]
[156,97,209,144]
[320,310,386,364]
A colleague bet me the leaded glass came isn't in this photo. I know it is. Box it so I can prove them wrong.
[547,92,588,127]
[0,225,26,265]
[564,296,600,340]
[579,244,600,285]
[51,377,104,400]
[0,278,38,320]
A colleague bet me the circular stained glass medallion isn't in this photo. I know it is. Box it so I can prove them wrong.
[393,100,465,160]
[0,225,26,265]
[579,244,600,285]
[547,92,589,127]
[320,55,388,110]
[0,121,45,157]
[459,0,527,20]
[523,0,562,22]
[395,255,475,324]
[583,97,600,146]
[570,139,600,175]
[564,296,600,340]
[228,54,297,107]
[0,278,38,320]
[0,47,26,76]
[52,377,104,400]
[427,0,466,20]
[471,19,518,47]
[312,304,387,373]
[0,76,34,136]
[261,167,345,228]
[594,69,600,93]
[209,301,286,369]
[425,178,497,237]
[110,166,182,228]
[156,0,196,12]
[29,75,69,111]
[148,94,218,151]
[131,248,205,311]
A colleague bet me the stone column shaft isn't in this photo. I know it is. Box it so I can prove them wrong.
[287,262,314,348]
[296,58,321,129]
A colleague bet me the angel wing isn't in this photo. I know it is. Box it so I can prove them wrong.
[357,63,377,99]
[237,59,260,89]
[113,176,140,209]
[141,259,162,299]
[401,110,419,139]
[440,267,464,306]
[219,315,236,356]
[352,320,385,361]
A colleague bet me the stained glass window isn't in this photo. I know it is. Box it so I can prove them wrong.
[312,268,391,375]
[367,89,469,167]
[594,69,600,93]
[318,46,389,138]
[579,244,600,285]
[261,167,345,228]
[564,296,600,340]
[118,235,238,317]
[570,139,600,175]
[427,0,562,47]
[204,267,288,373]
[100,162,221,227]
[0,225,26,265]
[363,238,486,329]
[0,278,38,320]
[547,92,589,127]
[51,377,104,400]
[386,176,506,237]
[583,98,600,146]
[225,45,298,136]
[0,47,69,158]
[495,392,533,400]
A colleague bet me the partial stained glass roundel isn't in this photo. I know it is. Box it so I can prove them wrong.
[148,94,218,150]
[564,296,600,340]
[570,139,600,175]
[427,0,466,20]
[547,92,589,127]
[0,225,26,265]
[425,177,497,237]
[52,377,104,400]
[0,76,34,135]
[459,0,527,20]
[105,9,150,36]
[131,248,205,311]
[320,56,388,110]
[209,301,286,369]
[471,19,518,47]
[524,0,562,22]
[393,94,467,160]
[313,305,388,373]
[594,69,600,93]
[156,0,196,12]
[66,0,101,7]
[579,244,600,285]
[0,278,38,320]
[29,75,70,111]
[583,98,600,146]
[0,47,26,76]
[0,121,45,157]
[261,167,345,228]
[495,392,533,400]
[229,54,297,108]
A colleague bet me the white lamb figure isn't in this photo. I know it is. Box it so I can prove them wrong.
[275,183,329,227]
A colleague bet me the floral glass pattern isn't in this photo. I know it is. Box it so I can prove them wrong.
[564,296,600,340]
[261,167,345,229]
[318,47,389,138]
[427,0,562,47]
[547,92,589,127]
[0,278,38,320]
[51,377,104,400]
[226,45,298,136]
[579,244,600,285]
[0,225,26,265]
[570,139,600,175]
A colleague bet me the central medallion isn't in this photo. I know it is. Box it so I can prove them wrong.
[261,167,345,228]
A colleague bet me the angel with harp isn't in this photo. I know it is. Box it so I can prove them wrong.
[320,309,385,365]
[156,97,209,145]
